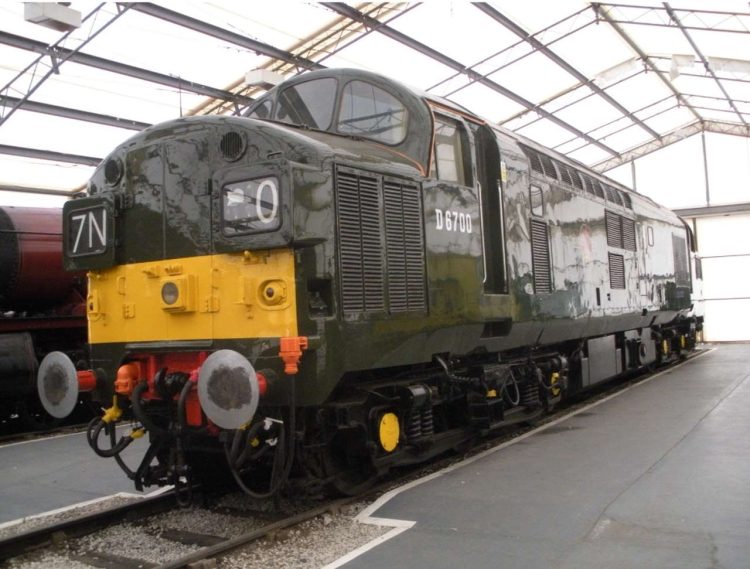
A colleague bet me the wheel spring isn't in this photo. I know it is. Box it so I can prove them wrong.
[406,412,422,440]
[406,408,434,441]
[520,381,539,408]
[421,408,434,437]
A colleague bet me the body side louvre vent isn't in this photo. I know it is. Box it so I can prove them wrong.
[622,217,637,251]
[383,179,427,313]
[609,252,626,289]
[605,210,623,248]
[530,218,552,294]
[582,175,596,196]
[519,144,544,175]
[570,167,584,190]
[335,167,385,313]
[539,154,558,180]
[557,161,573,186]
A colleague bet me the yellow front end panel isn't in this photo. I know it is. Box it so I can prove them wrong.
[86,249,298,344]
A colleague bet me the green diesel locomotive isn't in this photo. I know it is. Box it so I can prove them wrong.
[38,68,702,497]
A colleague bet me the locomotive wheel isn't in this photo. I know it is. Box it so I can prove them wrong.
[323,430,378,496]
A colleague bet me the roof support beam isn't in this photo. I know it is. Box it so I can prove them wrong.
[0,184,82,197]
[0,95,150,130]
[0,31,254,106]
[593,121,702,172]
[322,2,620,158]
[673,202,750,218]
[475,3,662,141]
[0,144,101,166]
[592,3,704,124]
[1,3,130,127]
[592,120,750,172]
[127,3,324,72]
[664,2,748,126]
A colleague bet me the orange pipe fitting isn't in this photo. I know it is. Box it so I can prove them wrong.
[279,336,308,375]
[115,362,141,396]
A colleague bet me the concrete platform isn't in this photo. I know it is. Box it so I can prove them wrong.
[332,344,750,569]
[0,426,150,524]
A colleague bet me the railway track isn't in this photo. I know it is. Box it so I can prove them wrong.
[1,486,370,569]
[0,351,706,568]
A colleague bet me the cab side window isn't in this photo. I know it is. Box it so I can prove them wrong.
[430,115,472,186]
[337,80,408,144]
[248,99,272,119]
[274,78,337,130]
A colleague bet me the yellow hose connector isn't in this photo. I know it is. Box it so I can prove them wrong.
[102,395,123,424]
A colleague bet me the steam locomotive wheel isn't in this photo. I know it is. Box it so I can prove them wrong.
[323,430,378,496]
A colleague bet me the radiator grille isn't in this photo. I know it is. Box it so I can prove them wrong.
[607,210,637,251]
[605,210,622,248]
[526,149,544,175]
[336,169,384,313]
[570,168,584,190]
[622,218,637,251]
[384,179,426,313]
[540,154,558,179]
[558,162,573,186]
[530,218,551,293]
[335,167,426,315]
[609,252,625,289]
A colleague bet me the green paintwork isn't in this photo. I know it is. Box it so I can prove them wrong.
[67,68,695,409]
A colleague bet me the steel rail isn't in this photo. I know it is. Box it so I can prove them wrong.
[155,497,354,569]
[0,490,177,561]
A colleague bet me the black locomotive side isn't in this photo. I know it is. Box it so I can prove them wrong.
[0,206,89,430]
[39,68,702,496]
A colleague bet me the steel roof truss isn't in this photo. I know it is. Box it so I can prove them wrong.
[593,3,704,125]
[475,3,661,142]
[664,3,748,127]
[0,3,131,128]
[127,3,324,73]
[322,2,620,158]
[0,31,254,107]
[0,144,101,166]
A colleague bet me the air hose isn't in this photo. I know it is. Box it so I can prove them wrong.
[225,372,297,499]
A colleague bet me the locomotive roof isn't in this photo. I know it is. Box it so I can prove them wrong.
[260,68,652,209]
[1,2,748,217]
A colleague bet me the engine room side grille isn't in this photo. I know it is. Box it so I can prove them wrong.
[540,154,558,180]
[609,252,626,289]
[335,167,426,315]
[606,210,623,248]
[622,218,637,251]
[526,148,544,175]
[558,162,573,186]
[384,179,426,313]
[335,168,385,313]
[530,218,552,294]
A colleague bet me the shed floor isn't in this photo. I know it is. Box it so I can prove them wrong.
[0,425,148,525]
[334,344,750,569]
